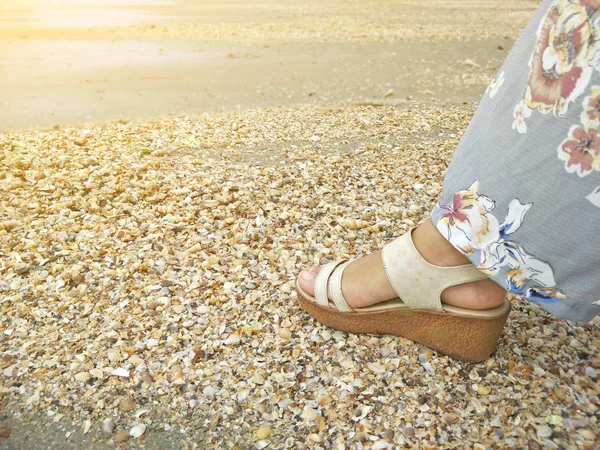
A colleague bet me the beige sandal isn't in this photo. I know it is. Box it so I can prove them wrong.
[296,230,511,362]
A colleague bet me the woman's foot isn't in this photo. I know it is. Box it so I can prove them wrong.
[298,220,506,310]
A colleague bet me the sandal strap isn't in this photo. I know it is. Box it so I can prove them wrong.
[381,229,488,311]
[327,261,353,312]
[313,260,354,311]
[314,260,343,307]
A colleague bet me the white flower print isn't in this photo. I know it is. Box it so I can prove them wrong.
[435,180,499,255]
[512,101,532,134]
[488,71,505,98]
[438,183,565,304]
[586,186,600,207]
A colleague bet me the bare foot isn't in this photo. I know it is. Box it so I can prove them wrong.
[298,220,506,310]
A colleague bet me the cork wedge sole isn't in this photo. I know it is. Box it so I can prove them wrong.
[296,283,511,363]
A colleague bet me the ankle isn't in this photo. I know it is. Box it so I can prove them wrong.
[412,220,471,267]
[413,220,505,310]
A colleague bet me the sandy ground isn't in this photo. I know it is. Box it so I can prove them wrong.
[1,38,510,130]
[0,0,534,130]
[2,1,600,450]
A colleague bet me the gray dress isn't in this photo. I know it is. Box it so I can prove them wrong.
[430,0,600,322]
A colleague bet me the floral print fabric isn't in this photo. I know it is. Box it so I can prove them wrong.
[517,0,600,182]
[431,0,600,322]
[524,0,600,117]
[558,123,600,176]
[436,181,565,304]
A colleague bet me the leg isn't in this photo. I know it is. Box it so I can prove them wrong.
[298,219,506,311]
[297,0,600,360]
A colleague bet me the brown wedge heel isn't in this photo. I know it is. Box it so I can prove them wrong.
[296,229,511,363]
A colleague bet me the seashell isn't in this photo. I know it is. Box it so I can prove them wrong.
[318,394,333,406]
[102,419,116,433]
[255,426,271,439]
[322,238,335,248]
[367,362,386,373]
[119,397,136,412]
[477,385,491,396]
[578,429,596,440]
[371,441,391,450]
[134,408,151,418]
[0,220,18,231]
[278,328,292,340]
[129,355,144,365]
[148,194,168,205]
[442,413,460,425]
[156,296,171,308]
[301,407,318,421]
[114,431,130,443]
[251,373,265,384]
[343,219,368,230]
[107,349,121,363]
[237,389,250,401]
[281,361,296,377]
[74,372,91,382]
[352,405,372,421]
[256,440,270,450]
[408,204,421,214]
[156,204,173,214]
[146,160,160,169]
[129,423,146,439]
[470,397,483,412]
[14,263,29,274]
[307,433,323,443]
[187,243,202,254]
[26,393,40,406]
[223,334,241,345]
[536,425,552,438]
[202,200,219,209]
[219,193,234,205]
[112,367,130,377]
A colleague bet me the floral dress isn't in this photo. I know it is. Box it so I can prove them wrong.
[430,0,600,322]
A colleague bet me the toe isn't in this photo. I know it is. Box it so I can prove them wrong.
[298,269,319,296]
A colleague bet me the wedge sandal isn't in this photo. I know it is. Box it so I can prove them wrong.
[296,230,511,362]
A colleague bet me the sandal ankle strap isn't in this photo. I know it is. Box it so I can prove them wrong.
[381,229,488,311]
